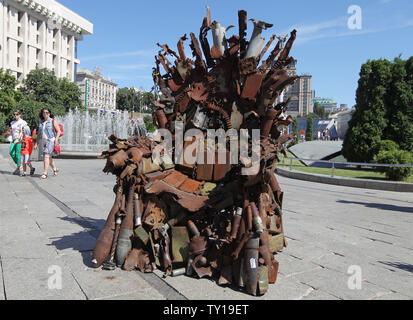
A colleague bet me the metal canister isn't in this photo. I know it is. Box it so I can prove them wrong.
[244,237,260,296]
[115,229,133,267]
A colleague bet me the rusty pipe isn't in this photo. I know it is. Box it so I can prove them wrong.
[134,193,142,227]
[250,202,264,234]
[230,207,243,239]
[187,220,200,237]
[115,186,135,267]
[92,185,123,268]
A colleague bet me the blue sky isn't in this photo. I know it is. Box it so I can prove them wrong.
[59,0,413,107]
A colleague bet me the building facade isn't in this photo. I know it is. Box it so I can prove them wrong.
[276,60,313,117]
[312,97,338,114]
[76,67,117,110]
[334,107,355,140]
[0,0,93,82]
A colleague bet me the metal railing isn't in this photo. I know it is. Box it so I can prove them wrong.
[280,157,413,178]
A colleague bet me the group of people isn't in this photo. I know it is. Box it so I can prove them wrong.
[8,108,61,179]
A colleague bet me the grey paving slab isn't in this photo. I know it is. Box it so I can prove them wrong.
[276,252,324,278]
[293,264,393,300]
[0,258,4,300]
[61,251,165,300]
[1,256,86,300]
[301,289,341,300]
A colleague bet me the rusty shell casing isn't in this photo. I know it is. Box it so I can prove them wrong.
[186,257,195,276]
[133,193,143,227]
[257,265,269,296]
[260,108,279,138]
[161,235,172,273]
[239,257,246,288]
[231,207,243,239]
[92,189,122,268]
[154,109,168,129]
[121,186,135,232]
[188,236,208,256]
[269,259,279,284]
[264,169,281,193]
[109,150,129,169]
[172,268,186,277]
[115,228,133,267]
[259,231,273,267]
[250,202,264,234]
[126,147,143,164]
[246,205,253,232]
[187,220,200,237]
[244,237,260,296]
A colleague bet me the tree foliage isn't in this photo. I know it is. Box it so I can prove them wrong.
[116,88,155,113]
[19,68,82,116]
[313,102,330,119]
[343,57,413,180]
[306,115,313,141]
[374,140,412,181]
[0,68,82,137]
[343,59,394,162]
[0,69,23,134]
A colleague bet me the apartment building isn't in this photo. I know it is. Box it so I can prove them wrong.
[0,0,93,82]
[76,67,117,110]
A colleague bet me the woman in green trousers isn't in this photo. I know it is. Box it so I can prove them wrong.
[9,110,28,175]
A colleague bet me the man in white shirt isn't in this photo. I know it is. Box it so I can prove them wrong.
[9,110,28,175]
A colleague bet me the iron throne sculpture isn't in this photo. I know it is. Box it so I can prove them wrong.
[92,8,297,296]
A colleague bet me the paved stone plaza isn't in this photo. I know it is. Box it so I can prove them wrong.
[0,145,412,300]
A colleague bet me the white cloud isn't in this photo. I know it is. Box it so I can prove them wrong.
[286,16,347,36]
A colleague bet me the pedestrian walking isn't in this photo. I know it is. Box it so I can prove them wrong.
[18,125,35,177]
[9,110,28,175]
[34,108,61,180]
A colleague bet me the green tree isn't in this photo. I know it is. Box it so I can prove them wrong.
[19,68,81,116]
[313,102,330,119]
[116,88,133,111]
[383,57,413,152]
[58,77,83,112]
[0,69,22,113]
[116,88,155,113]
[306,116,313,141]
[374,140,413,181]
[0,69,23,133]
[343,59,392,162]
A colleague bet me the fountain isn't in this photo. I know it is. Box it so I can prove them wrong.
[56,108,147,153]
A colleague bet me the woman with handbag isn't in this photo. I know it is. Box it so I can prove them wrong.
[34,108,61,180]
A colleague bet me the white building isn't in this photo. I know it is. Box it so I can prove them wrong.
[76,67,117,111]
[331,107,355,140]
[0,0,93,82]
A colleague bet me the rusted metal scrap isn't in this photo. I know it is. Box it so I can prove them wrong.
[93,8,298,296]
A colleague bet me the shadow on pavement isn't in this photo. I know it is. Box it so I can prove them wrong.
[0,170,15,176]
[378,261,413,274]
[337,200,413,214]
[48,216,105,268]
